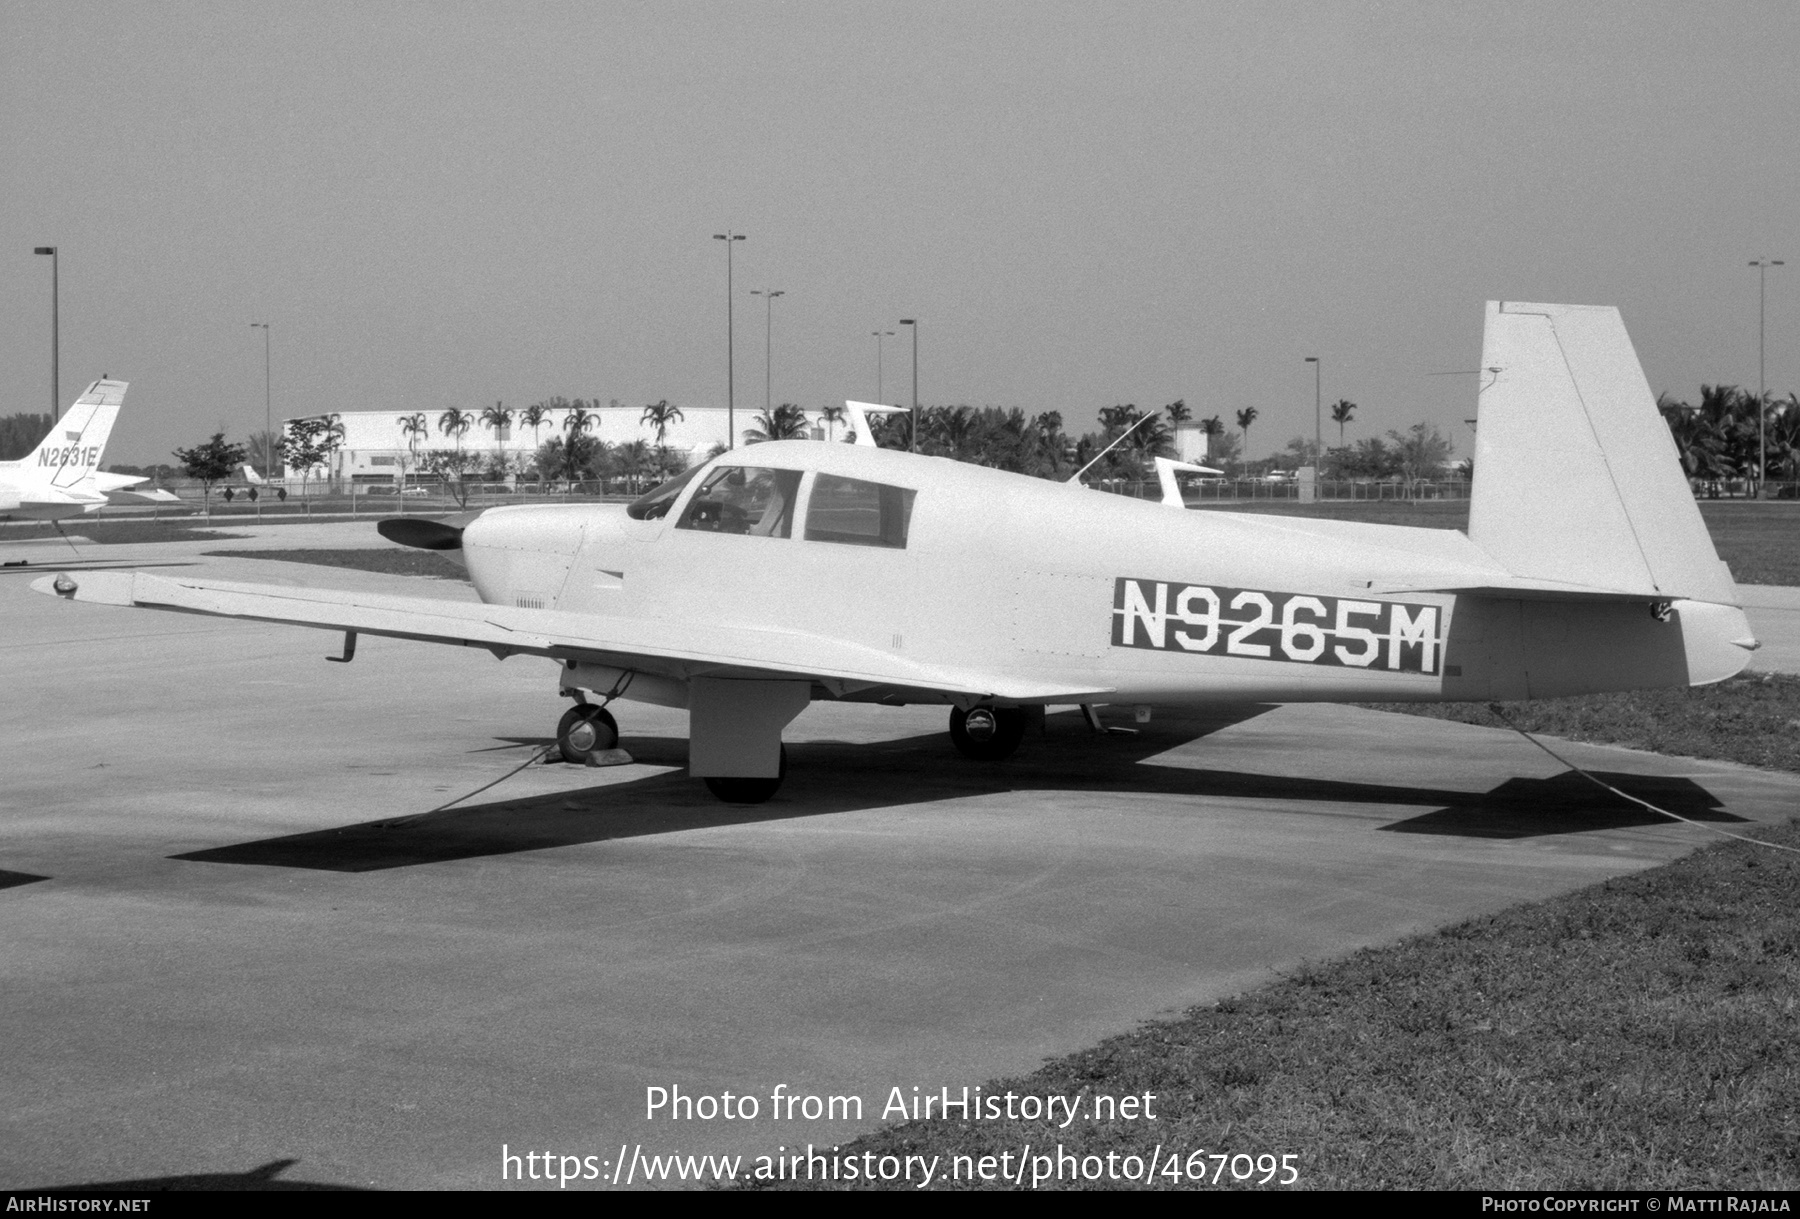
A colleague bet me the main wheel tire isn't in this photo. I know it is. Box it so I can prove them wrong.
[949,705,1026,761]
[703,746,787,804]
[557,704,620,764]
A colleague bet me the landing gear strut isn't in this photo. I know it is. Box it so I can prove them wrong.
[949,705,1026,761]
[704,746,787,805]
[557,704,620,765]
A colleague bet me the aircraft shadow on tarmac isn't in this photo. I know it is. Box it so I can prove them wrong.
[28,1158,361,1192]
[170,707,1742,873]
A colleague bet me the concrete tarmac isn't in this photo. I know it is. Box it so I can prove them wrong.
[3,534,1799,1190]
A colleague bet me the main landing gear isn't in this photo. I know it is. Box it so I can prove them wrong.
[949,705,1027,761]
[703,746,787,805]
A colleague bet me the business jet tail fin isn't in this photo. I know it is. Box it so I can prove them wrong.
[24,379,128,489]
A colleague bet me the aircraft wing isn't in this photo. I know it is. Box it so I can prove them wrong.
[31,569,1114,704]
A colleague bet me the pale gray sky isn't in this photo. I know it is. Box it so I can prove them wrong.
[3,1,1797,464]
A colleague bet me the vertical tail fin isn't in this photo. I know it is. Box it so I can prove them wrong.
[26,379,128,489]
[1468,303,1735,604]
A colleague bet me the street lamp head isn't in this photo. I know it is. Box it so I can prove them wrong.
[899,318,915,326]
[33,247,56,255]
[1304,356,1318,364]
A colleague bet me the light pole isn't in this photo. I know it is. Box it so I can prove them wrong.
[33,247,57,412]
[713,231,746,448]
[250,323,272,478]
[1303,356,1321,471]
[872,330,894,402]
[1751,259,1785,491]
[750,289,785,418]
[899,318,918,453]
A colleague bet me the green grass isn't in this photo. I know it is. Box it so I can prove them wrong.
[1196,499,1800,587]
[1366,673,1800,775]
[1194,498,1472,530]
[737,678,1800,1190]
[1695,502,1800,587]
[0,521,242,545]
[744,818,1800,1191]
[202,548,466,580]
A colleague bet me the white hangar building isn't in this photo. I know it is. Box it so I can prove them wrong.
[284,403,794,483]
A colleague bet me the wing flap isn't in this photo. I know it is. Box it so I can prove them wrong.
[32,569,1112,703]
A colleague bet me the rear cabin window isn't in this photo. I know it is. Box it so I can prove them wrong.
[674,466,802,537]
[803,474,917,549]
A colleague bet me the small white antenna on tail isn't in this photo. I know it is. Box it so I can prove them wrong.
[842,401,909,448]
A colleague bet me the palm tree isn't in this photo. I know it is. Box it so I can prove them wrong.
[520,403,549,448]
[319,413,347,491]
[1199,415,1225,451]
[745,404,810,443]
[562,404,596,482]
[1164,399,1191,426]
[481,401,513,460]
[820,404,847,442]
[1098,404,1140,434]
[616,439,652,493]
[398,412,429,492]
[1236,407,1258,461]
[930,406,979,458]
[1329,398,1357,444]
[438,407,474,455]
[640,399,684,446]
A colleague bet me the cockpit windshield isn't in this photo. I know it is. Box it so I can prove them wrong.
[626,464,706,520]
[675,466,803,537]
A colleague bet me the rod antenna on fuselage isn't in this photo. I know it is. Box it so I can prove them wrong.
[1068,410,1158,485]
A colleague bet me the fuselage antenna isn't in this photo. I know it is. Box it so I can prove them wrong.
[1068,411,1158,485]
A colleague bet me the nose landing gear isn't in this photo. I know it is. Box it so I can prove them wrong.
[557,703,623,765]
[949,705,1027,761]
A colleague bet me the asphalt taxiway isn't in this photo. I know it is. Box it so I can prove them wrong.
[3,528,1798,1189]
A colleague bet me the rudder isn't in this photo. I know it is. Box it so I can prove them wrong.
[1468,303,1735,604]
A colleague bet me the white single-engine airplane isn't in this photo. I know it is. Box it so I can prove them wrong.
[1,379,179,520]
[34,304,1756,802]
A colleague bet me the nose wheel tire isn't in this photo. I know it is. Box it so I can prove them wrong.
[703,746,787,804]
[949,705,1026,761]
[557,704,620,764]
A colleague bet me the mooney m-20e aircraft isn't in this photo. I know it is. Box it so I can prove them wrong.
[1,379,178,520]
[36,304,1756,802]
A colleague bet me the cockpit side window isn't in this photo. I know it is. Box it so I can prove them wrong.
[627,464,705,520]
[803,474,917,549]
[674,466,802,537]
